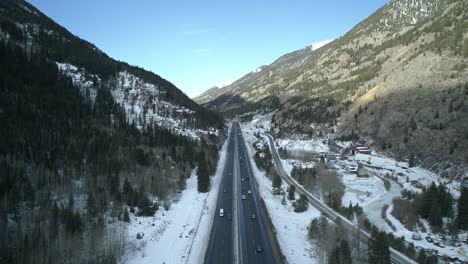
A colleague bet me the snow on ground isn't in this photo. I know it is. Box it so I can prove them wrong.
[386,205,468,261]
[242,114,468,261]
[277,139,329,154]
[56,62,219,140]
[123,133,229,264]
[242,126,321,264]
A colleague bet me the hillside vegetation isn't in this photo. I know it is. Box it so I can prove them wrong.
[196,0,468,177]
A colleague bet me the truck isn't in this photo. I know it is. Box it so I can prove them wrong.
[219,208,224,217]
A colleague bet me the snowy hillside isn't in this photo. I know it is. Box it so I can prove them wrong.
[57,62,218,140]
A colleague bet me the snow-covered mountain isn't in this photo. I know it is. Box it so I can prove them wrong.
[0,0,223,139]
[196,0,468,176]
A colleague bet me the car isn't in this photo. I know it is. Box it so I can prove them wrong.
[227,214,232,220]
[412,233,422,240]
[223,188,227,193]
[242,195,246,200]
[246,177,250,181]
[256,245,262,252]
[252,214,256,219]
[425,236,434,243]
[248,190,252,194]
[434,242,446,248]
[241,178,244,182]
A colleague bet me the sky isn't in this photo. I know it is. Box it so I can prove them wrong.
[28,0,387,98]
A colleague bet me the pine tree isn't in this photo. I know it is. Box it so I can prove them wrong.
[86,192,97,219]
[368,230,390,264]
[308,218,319,239]
[457,186,468,229]
[329,246,341,264]
[197,153,210,193]
[429,199,442,227]
[340,239,352,264]
[288,185,296,200]
[123,207,130,223]
[272,172,282,189]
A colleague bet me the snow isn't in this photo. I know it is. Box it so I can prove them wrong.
[277,138,329,153]
[309,39,334,51]
[241,114,468,261]
[242,126,321,264]
[386,204,468,261]
[123,133,229,264]
[55,62,218,140]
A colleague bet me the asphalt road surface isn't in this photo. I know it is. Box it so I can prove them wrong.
[205,123,278,264]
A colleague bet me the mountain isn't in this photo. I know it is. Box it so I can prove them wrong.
[0,1,224,263]
[197,0,468,177]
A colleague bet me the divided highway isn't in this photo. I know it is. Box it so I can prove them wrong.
[205,123,281,264]
[264,134,416,264]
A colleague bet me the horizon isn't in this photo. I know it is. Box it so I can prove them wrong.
[27,0,387,98]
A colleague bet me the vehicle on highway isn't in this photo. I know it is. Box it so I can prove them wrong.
[242,178,244,182]
[256,245,262,252]
[246,177,249,181]
[426,236,434,243]
[242,194,246,200]
[252,214,256,219]
[227,213,231,220]
[248,190,252,194]
[223,188,227,193]
[219,208,224,217]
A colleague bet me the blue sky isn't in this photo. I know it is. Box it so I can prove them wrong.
[28,0,387,98]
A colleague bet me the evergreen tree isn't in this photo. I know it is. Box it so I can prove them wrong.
[86,192,97,219]
[329,246,341,264]
[429,199,442,227]
[368,230,391,264]
[308,218,320,239]
[123,207,130,223]
[340,239,352,264]
[293,194,309,212]
[458,186,468,229]
[288,185,296,200]
[197,153,210,193]
[417,250,427,264]
[272,172,282,189]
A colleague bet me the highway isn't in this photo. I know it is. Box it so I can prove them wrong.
[205,123,281,264]
[264,134,417,264]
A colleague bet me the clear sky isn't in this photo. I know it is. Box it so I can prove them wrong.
[28,0,387,98]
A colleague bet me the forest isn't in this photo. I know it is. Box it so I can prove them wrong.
[0,39,222,263]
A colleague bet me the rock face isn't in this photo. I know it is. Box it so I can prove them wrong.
[197,0,468,177]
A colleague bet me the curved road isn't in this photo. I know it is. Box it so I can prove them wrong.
[264,133,416,264]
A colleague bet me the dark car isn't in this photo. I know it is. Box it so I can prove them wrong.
[425,236,434,243]
[434,242,446,248]
[223,188,227,193]
[227,214,232,220]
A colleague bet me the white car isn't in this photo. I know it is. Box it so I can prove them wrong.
[248,190,252,194]
[242,195,246,200]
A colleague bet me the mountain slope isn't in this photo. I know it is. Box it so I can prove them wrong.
[0,1,224,263]
[198,0,468,176]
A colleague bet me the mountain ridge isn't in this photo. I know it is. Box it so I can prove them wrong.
[196,0,468,177]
